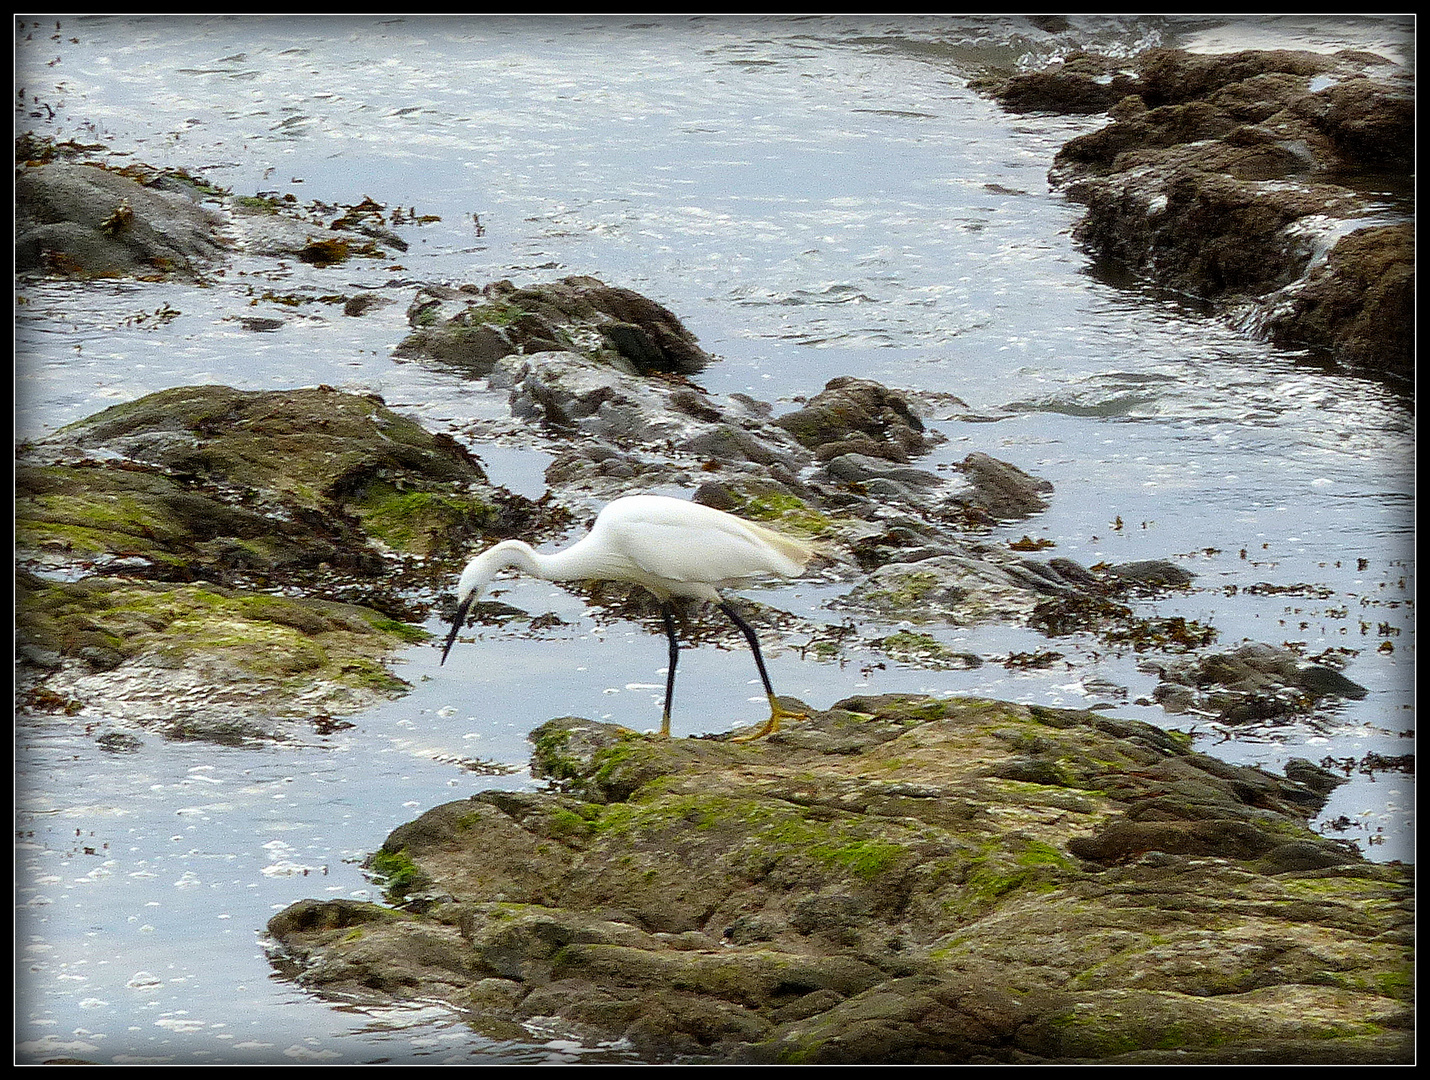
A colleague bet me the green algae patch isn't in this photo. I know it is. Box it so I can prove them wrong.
[355,487,501,557]
[369,848,430,898]
[735,490,832,537]
[866,569,941,607]
[748,815,911,883]
[458,300,531,328]
[874,630,956,664]
[18,576,412,679]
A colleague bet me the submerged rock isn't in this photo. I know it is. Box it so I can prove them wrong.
[1147,642,1369,723]
[15,573,424,742]
[266,696,1411,1063]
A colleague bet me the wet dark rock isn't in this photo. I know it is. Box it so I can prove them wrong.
[343,292,389,317]
[976,48,1413,384]
[15,151,410,282]
[668,387,725,423]
[15,161,227,279]
[774,377,940,463]
[1257,222,1413,373]
[679,425,807,470]
[1104,559,1196,589]
[266,695,1411,1063]
[95,730,143,753]
[1283,757,1348,795]
[951,452,1053,521]
[840,546,1201,656]
[238,316,285,333]
[691,481,742,512]
[823,453,944,489]
[1147,642,1370,723]
[970,52,1142,114]
[394,286,518,375]
[395,275,714,377]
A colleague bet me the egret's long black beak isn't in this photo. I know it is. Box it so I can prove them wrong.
[441,595,473,665]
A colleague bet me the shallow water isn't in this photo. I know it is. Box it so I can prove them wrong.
[15,14,1414,1064]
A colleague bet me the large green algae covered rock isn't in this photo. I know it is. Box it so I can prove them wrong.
[17,384,516,576]
[15,384,552,740]
[265,695,1412,1063]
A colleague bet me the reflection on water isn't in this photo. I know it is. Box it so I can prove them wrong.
[16,14,1413,1064]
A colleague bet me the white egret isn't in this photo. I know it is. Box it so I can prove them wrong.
[441,494,813,739]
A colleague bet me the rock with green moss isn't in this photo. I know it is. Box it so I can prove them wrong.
[265,695,1411,1063]
[17,384,531,582]
[394,275,713,377]
[16,573,426,742]
[15,384,559,741]
[874,630,982,670]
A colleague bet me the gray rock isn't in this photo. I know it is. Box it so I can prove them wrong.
[16,162,227,278]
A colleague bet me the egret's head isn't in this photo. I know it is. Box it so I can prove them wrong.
[440,560,492,665]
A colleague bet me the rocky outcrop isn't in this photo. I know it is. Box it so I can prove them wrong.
[398,276,1378,730]
[16,384,539,585]
[265,696,1413,1063]
[974,48,1413,385]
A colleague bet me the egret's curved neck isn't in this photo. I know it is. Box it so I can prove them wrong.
[469,536,623,590]
[480,539,547,579]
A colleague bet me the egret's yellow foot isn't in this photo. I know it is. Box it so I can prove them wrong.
[657,712,672,739]
[732,695,808,742]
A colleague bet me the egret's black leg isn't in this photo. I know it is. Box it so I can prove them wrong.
[660,602,680,738]
[718,601,775,697]
[718,601,807,740]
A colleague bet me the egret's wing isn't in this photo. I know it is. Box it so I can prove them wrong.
[602,499,811,587]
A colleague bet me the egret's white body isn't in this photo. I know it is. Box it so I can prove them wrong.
[442,494,813,738]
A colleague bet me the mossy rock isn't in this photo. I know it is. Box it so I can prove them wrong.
[267,695,1410,1062]
[17,385,539,586]
[16,573,426,740]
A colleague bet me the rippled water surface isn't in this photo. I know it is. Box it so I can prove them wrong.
[15,14,1414,1064]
